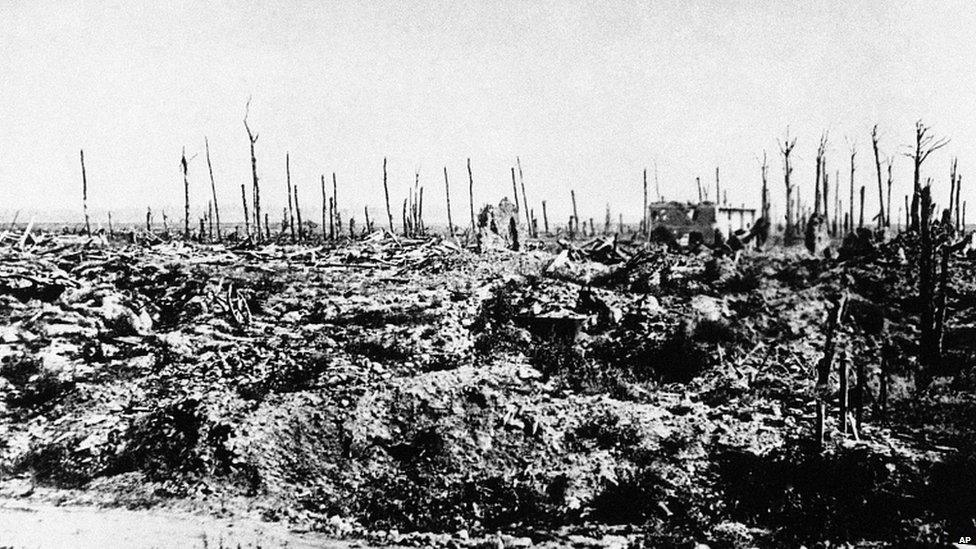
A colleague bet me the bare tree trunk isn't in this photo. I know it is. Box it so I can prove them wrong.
[443,166,455,237]
[858,186,865,229]
[571,190,580,237]
[542,200,550,235]
[108,211,113,237]
[816,294,847,447]
[886,161,893,228]
[871,125,885,228]
[240,179,250,240]
[146,207,152,233]
[208,201,214,242]
[244,100,261,241]
[383,158,394,232]
[333,172,340,236]
[518,157,531,236]
[364,206,371,232]
[286,154,295,240]
[510,167,520,212]
[642,168,648,235]
[715,166,721,205]
[467,158,475,236]
[781,132,797,245]
[321,175,328,240]
[328,197,335,239]
[205,137,221,241]
[293,183,303,241]
[80,150,91,236]
[844,145,857,232]
[182,147,190,239]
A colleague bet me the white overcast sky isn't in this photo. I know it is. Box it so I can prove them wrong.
[2,1,976,226]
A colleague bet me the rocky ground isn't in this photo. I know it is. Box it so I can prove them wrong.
[1,230,975,547]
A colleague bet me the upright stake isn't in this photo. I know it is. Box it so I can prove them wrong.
[107,212,113,237]
[383,158,394,233]
[80,150,91,236]
[848,149,855,234]
[205,137,221,241]
[328,197,335,239]
[443,166,455,237]
[364,205,371,232]
[146,207,152,232]
[208,201,214,242]
[886,161,893,228]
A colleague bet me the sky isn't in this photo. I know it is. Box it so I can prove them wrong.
[2,0,976,228]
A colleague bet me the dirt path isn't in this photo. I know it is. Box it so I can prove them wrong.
[0,500,356,549]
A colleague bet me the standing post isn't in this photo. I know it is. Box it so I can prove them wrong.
[80,150,91,236]
[328,197,335,239]
[146,207,152,233]
[443,166,455,237]
[364,206,371,232]
[208,201,214,242]
[848,148,855,234]
[205,137,221,241]
[383,158,394,233]
[108,212,113,237]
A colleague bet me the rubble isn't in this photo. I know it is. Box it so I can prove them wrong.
[0,229,973,547]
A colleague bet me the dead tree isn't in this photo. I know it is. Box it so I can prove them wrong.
[240,177,251,240]
[715,167,721,206]
[571,190,580,237]
[243,99,262,240]
[208,201,214,241]
[816,294,848,446]
[542,200,550,235]
[146,207,152,232]
[286,154,295,239]
[907,121,950,232]
[364,206,372,232]
[518,157,531,236]
[322,174,334,240]
[859,186,865,229]
[80,150,91,236]
[642,168,648,235]
[293,183,303,241]
[205,137,221,241]
[467,158,475,235]
[848,146,856,234]
[780,131,798,245]
[333,172,340,236]
[886,159,894,228]
[383,158,394,232]
[443,166,455,237]
[181,147,190,239]
[107,212,113,237]
[871,125,885,228]
[760,151,769,220]
[510,167,520,212]
[814,133,827,216]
